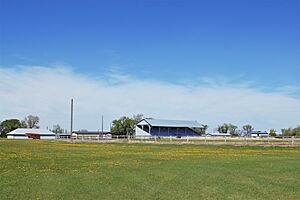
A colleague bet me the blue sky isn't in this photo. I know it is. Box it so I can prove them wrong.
[1,0,299,87]
[0,0,300,131]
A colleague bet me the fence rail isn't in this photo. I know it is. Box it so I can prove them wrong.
[59,135,300,146]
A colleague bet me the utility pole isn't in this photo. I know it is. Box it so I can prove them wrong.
[70,99,74,137]
[101,115,104,133]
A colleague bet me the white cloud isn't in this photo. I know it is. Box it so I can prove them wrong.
[0,65,300,132]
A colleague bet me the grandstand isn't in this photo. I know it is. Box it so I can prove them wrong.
[135,118,203,138]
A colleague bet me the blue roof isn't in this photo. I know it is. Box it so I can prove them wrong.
[139,118,203,128]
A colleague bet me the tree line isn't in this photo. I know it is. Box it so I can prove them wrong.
[0,115,66,137]
[216,123,255,136]
[1,114,299,137]
[281,127,300,136]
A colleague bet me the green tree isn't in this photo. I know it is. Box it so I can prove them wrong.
[293,126,300,136]
[0,119,21,137]
[282,128,293,136]
[282,126,300,136]
[228,124,238,135]
[217,123,238,135]
[195,124,209,134]
[51,124,64,134]
[217,123,229,133]
[22,115,40,128]
[133,114,143,124]
[111,116,137,136]
[281,128,287,135]
[243,124,254,136]
[269,129,277,137]
[111,114,143,136]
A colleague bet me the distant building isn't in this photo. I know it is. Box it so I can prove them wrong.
[135,118,203,138]
[71,130,111,139]
[7,128,56,139]
[206,132,231,137]
[250,131,269,137]
[58,134,71,139]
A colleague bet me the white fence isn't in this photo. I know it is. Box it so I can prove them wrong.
[59,135,300,146]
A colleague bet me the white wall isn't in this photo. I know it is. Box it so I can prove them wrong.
[40,136,56,139]
[135,126,151,138]
[7,135,29,139]
[7,135,56,139]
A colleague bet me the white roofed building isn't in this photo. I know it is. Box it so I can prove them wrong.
[7,128,56,139]
[250,131,269,137]
[135,118,203,138]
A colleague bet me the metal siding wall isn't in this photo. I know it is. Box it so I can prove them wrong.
[135,126,151,138]
[40,136,56,139]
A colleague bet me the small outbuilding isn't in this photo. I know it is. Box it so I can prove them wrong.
[71,130,111,139]
[7,128,56,139]
[250,131,269,137]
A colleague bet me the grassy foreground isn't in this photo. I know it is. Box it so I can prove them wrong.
[0,140,299,200]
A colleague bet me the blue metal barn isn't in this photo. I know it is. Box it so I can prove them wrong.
[135,118,203,138]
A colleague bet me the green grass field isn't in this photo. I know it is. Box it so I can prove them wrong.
[1,140,299,200]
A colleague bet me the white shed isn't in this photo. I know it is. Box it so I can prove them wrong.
[7,128,56,139]
[250,131,269,137]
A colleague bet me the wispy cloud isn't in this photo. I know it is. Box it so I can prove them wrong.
[274,85,300,97]
[0,65,299,132]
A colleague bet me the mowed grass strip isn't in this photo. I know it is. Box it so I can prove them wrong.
[0,139,299,200]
